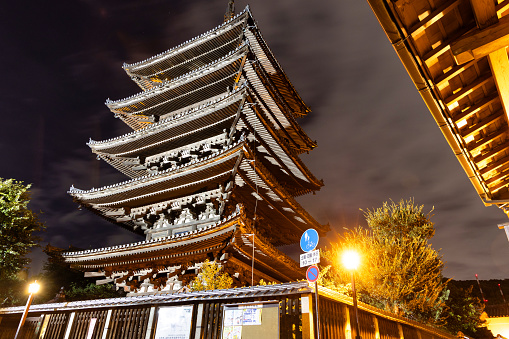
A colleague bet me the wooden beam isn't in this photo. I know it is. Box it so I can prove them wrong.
[470,0,498,29]
[486,170,508,185]
[488,47,509,121]
[460,109,504,138]
[435,59,476,87]
[474,139,509,163]
[480,154,509,175]
[496,0,509,18]
[452,92,499,122]
[467,124,508,151]
[423,23,475,63]
[409,0,462,36]
[444,72,492,106]
[451,15,509,64]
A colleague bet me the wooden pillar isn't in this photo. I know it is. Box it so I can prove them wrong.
[63,312,76,339]
[301,294,315,339]
[144,306,157,339]
[100,310,113,339]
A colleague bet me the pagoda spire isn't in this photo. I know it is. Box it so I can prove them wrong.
[224,0,235,22]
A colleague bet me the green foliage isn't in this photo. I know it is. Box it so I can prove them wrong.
[35,245,91,303]
[64,283,121,301]
[321,199,448,323]
[189,260,233,291]
[441,284,488,337]
[0,178,44,306]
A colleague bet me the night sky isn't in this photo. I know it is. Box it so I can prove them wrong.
[2,0,508,281]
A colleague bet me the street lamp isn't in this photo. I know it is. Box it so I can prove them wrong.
[342,250,361,339]
[14,281,40,339]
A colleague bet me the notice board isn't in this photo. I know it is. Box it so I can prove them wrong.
[221,301,279,339]
[154,305,194,339]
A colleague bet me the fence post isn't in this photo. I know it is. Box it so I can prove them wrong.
[301,294,315,339]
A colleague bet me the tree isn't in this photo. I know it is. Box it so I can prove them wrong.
[442,283,489,337]
[0,178,44,305]
[189,260,233,291]
[321,199,448,323]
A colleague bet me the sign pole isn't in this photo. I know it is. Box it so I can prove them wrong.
[315,280,321,339]
[300,229,321,339]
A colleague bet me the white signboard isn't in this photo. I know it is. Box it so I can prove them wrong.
[154,305,194,339]
[300,249,320,267]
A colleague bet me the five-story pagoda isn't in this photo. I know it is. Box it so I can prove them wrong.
[63,5,328,294]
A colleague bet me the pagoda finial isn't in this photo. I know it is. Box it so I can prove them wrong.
[224,0,235,23]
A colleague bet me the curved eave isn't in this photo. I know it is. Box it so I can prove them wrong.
[62,207,303,281]
[69,140,246,208]
[237,148,329,240]
[123,9,250,80]
[244,23,311,119]
[63,215,239,268]
[367,0,509,217]
[241,99,323,193]
[106,45,248,120]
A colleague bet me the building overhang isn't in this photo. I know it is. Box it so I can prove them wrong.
[366,0,509,217]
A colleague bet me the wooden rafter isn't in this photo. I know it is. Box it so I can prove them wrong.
[480,154,509,175]
[444,72,492,106]
[474,139,509,162]
[435,59,476,86]
[409,0,463,36]
[452,92,499,122]
[460,109,504,138]
[467,124,508,151]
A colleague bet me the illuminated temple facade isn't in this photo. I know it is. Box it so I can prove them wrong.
[63,6,328,294]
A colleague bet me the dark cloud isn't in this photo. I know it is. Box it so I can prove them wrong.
[1,0,507,281]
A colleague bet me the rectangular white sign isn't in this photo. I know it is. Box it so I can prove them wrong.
[300,249,320,267]
[154,305,193,339]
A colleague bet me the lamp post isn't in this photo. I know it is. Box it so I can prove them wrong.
[342,250,361,339]
[14,281,40,339]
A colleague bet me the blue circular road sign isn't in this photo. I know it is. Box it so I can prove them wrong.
[300,228,319,252]
[306,265,319,283]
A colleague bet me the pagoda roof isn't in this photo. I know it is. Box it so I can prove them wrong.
[108,44,316,153]
[70,139,246,209]
[90,86,322,195]
[123,6,310,118]
[62,206,305,282]
[366,0,509,217]
[70,139,326,244]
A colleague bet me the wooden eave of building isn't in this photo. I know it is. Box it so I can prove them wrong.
[123,6,310,119]
[124,11,249,88]
[106,45,249,130]
[366,0,509,217]
[69,140,246,210]
[62,207,304,282]
[92,86,322,195]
